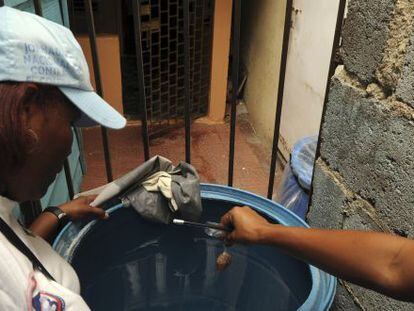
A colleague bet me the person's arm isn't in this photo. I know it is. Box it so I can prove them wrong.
[29,195,108,241]
[220,206,414,302]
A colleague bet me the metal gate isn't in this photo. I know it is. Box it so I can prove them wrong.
[0,0,346,225]
[122,0,214,135]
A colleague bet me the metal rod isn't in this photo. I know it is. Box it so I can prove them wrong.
[227,0,241,187]
[183,0,192,163]
[173,219,232,232]
[84,0,113,182]
[308,0,347,205]
[267,0,293,199]
[58,0,65,25]
[33,0,42,15]
[67,0,74,26]
[28,0,45,216]
[132,0,150,161]
[116,0,124,57]
[19,201,43,226]
[73,128,87,174]
[63,159,75,200]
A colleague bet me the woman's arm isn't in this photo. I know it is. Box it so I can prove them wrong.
[29,195,108,241]
[220,206,414,302]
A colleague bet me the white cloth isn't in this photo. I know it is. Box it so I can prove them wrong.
[0,196,89,311]
[142,171,178,212]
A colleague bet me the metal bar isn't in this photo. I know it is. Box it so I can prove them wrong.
[267,0,293,199]
[67,0,74,26]
[308,0,347,205]
[183,0,192,163]
[197,0,206,115]
[169,1,175,127]
[33,0,42,15]
[84,0,113,181]
[63,159,75,199]
[28,0,45,216]
[116,0,124,57]
[132,0,150,161]
[227,0,241,187]
[73,127,87,174]
[20,201,43,226]
[57,0,65,25]
[172,219,231,232]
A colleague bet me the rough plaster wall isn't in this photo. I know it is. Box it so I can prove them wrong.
[240,0,286,152]
[376,0,414,90]
[241,1,340,159]
[309,0,414,309]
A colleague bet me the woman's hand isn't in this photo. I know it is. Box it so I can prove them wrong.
[30,195,107,241]
[220,206,273,245]
[59,195,108,221]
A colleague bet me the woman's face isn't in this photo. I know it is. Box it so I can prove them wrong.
[5,96,80,202]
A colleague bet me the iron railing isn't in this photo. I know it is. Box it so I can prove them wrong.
[0,0,346,224]
[227,0,240,187]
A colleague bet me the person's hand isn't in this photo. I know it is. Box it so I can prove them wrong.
[220,206,273,245]
[59,195,108,221]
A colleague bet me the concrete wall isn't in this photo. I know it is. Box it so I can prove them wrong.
[241,0,339,159]
[309,0,414,309]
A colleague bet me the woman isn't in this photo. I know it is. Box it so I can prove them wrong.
[220,206,414,303]
[0,7,125,310]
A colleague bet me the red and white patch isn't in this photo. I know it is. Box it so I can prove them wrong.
[26,272,66,311]
[32,291,66,311]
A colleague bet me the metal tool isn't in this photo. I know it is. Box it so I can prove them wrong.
[172,219,232,232]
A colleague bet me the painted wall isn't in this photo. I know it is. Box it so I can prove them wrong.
[208,0,233,122]
[240,0,286,153]
[76,35,124,115]
[281,0,339,158]
[5,0,68,25]
[241,0,339,159]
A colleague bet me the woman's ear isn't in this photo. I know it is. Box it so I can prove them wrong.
[25,129,40,154]
[22,104,44,155]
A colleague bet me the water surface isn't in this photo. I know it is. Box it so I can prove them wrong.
[69,200,312,310]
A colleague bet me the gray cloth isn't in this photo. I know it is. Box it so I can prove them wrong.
[171,161,202,222]
[80,156,202,224]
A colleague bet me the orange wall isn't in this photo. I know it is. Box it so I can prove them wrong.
[208,0,233,122]
[76,35,124,115]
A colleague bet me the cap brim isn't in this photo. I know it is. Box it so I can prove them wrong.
[59,87,126,129]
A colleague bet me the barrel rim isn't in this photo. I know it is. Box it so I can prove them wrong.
[53,183,337,310]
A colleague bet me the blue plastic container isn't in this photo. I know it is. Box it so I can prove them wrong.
[277,136,318,220]
[54,184,336,310]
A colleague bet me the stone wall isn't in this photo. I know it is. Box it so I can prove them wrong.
[308,0,414,309]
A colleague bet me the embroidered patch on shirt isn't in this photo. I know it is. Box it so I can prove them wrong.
[32,291,66,311]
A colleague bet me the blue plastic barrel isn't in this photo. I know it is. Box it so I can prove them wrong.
[276,136,318,220]
[54,184,336,311]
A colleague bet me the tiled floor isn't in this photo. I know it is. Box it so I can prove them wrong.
[81,108,284,199]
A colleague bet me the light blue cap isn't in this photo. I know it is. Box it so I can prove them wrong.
[0,6,126,129]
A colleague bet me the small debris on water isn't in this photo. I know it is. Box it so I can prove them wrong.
[204,222,227,239]
[216,251,232,271]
